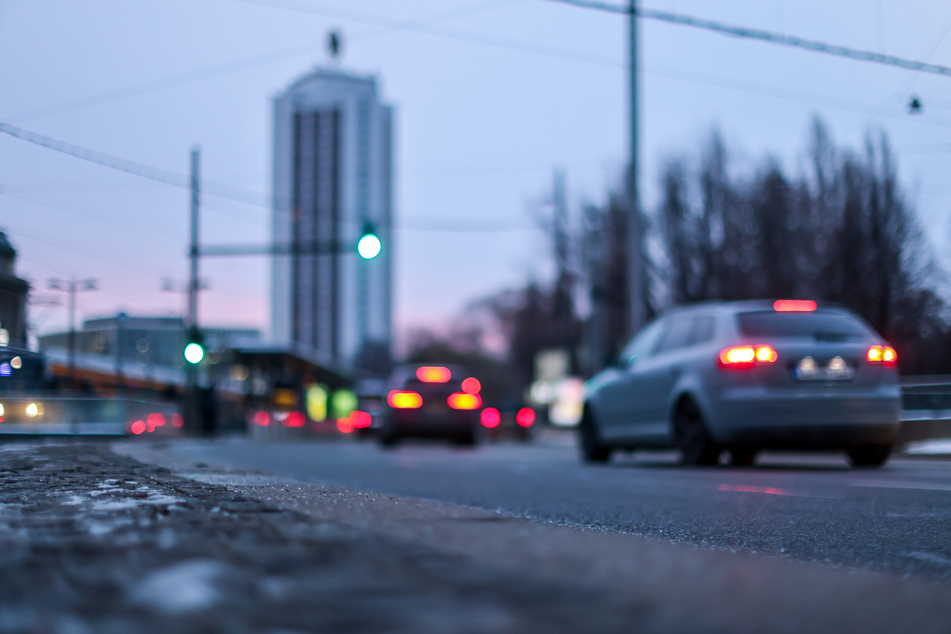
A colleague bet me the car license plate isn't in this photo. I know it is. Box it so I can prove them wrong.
[794,355,854,381]
[425,402,448,413]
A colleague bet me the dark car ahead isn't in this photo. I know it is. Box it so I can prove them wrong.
[379,364,482,447]
[581,300,902,468]
[480,400,537,442]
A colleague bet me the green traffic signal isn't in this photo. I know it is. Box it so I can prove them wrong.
[357,223,381,260]
[184,342,205,364]
[184,326,205,364]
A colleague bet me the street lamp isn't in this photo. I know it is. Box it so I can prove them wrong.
[47,277,98,388]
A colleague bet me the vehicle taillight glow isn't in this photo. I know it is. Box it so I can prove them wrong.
[718,345,778,369]
[284,411,306,427]
[130,419,146,435]
[351,410,372,428]
[171,413,184,428]
[773,299,817,312]
[448,393,482,410]
[146,413,166,432]
[481,407,501,428]
[516,407,536,427]
[417,366,451,383]
[252,411,270,427]
[336,418,354,433]
[388,390,423,409]
[461,377,481,394]
[867,345,897,368]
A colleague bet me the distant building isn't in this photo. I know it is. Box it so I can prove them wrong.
[270,67,394,374]
[0,231,29,349]
[38,314,261,372]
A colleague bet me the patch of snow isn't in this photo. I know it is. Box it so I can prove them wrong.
[904,439,951,455]
[130,560,225,613]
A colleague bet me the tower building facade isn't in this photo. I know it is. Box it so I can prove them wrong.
[270,68,393,372]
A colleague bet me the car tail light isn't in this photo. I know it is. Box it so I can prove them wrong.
[146,413,166,433]
[516,407,536,427]
[867,345,897,368]
[773,299,817,312]
[448,393,482,410]
[171,413,184,428]
[351,410,372,428]
[718,345,778,369]
[461,377,481,394]
[481,408,501,428]
[129,419,146,435]
[337,417,354,433]
[388,390,423,409]
[252,411,270,427]
[284,412,306,427]
[417,366,451,383]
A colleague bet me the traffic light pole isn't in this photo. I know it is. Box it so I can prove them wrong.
[185,147,202,436]
[177,144,378,435]
[627,0,644,338]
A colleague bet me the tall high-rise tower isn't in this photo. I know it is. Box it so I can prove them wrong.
[270,68,393,372]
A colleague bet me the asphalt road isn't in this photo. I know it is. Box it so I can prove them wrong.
[167,433,951,581]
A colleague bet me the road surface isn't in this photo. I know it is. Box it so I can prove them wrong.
[165,434,951,581]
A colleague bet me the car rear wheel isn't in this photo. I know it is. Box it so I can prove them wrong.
[729,449,758,467]
[674,398,720,466]
[579,407,612,464]
[847,444,891,468]
[378,427,400,449]
[453,430,478,448]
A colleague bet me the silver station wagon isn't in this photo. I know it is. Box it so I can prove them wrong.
[580,300,902,468]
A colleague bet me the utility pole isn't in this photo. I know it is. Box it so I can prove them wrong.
[47,277,98,389]
[185,146,202,435]
[627,0,644,337]
[115,311,128,393]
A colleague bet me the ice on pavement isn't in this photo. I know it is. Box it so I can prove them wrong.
[130,560,225,613]
[904,439,951,455]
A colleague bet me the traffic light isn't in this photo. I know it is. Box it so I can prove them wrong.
[184,327,205,365]
[357,223,381,260]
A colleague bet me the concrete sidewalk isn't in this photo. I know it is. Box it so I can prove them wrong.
[1,441,950,633]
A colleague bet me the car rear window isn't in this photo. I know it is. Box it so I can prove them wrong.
[402,378,464,392]
[736,310,870,339]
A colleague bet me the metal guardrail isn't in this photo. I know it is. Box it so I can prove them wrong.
[901,381,951,412]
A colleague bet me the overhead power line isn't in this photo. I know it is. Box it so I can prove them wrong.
[0,123,539,233]
[545,0,951,79]
[0,123,267,209]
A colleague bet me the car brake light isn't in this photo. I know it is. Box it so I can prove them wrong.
[773,300,817,312]
[285,412,305,427]
[417,366,451,383]
[388,391,423,409]
[448,393,482,410]
[481,408,501,428]
[718,345,778,369]
[867,345,897,368]
[461,377,481,394]
[516,407,536,427]
[351,410,372,428]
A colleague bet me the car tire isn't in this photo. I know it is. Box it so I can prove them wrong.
[674,398,720,466]
[379,433,400,449]
[579,406,612,464]
[847,444,891,468]
[729,449,758,467]
[453,430,478,448]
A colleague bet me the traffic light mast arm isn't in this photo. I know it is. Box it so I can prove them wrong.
[197,236,379,259]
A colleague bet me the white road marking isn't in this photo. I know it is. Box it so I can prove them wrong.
[850,480,951,492]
